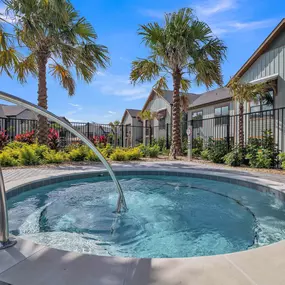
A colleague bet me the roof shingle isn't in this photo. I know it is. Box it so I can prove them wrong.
[190,88,231,108]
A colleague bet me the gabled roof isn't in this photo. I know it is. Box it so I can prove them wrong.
[189,87,231,109]
[1,105,26,116]
[229,18,285,83]
[142,89,200,112]
[121,109,141,124]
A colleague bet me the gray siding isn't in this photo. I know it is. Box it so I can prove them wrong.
[16,110,38,120]
[122,113,143,147]
[143,94,171,144]
[188,101,237,144]
[241,30,285,150]
[241,32,285,110]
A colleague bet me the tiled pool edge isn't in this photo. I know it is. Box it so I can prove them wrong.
[3,166,285,285]
[5,169,285,201]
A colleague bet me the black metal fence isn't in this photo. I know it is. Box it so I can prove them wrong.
[1,107,285,152]
[191,107,285,152]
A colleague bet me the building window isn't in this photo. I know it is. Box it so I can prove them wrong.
[192,111,203,128]
[159,118,165,130]
[215,105,229,125]
[250,89,274,116]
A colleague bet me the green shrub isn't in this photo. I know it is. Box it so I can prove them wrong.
[20,146,41,165]
[68,145,88,161]
[278,153,285,170]
[246,148,272,168]
[246,130,279,168]
[31,144,49,160]
[43,150,69,164]
[3,147,21,161]
[100,144,114,158]
[157,137,166,151]
[86,149,100,162]
[182,137,189,155]
[0,152,19,167]
[138,144,148,157]
[148,145,160,158]
[5,141,27,149]
[192,137,203,156]
[192,148,200,157]
[201,149,209,160]
[224,147,243,167]
[126,147,142,160]
[207,139,229,163]
[110,148,127,161]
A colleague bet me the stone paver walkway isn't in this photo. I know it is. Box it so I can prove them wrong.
[3,160,285,189]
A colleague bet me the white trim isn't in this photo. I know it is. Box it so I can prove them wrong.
[249,73,279,84]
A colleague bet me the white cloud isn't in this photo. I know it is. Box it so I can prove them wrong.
[108,111,116,115]
[139,9,165,19]
[65,102,83,117]
[68,103,81,108]
[196,0,237,16]
[93,73,151,101]
[96,71,106,77]
[210,19,277,36]
[229,19,277,30]
[67,118,85,123]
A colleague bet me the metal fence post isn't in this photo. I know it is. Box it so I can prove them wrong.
[87,122,90,139]
[121,125,124,147]
[227,115,230,151]
[166,123,169,149]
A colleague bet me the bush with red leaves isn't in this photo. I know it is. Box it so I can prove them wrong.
[91,135,107,147]
[15,130,35,144]
[48,128,60,150]
[0,130,9,149]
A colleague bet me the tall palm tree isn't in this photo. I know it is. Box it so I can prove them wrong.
[228,77,272,147]
[0,0,109,144]
[130,8,226,158]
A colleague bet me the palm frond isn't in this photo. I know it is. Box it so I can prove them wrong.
[130,58,161,85]
[138,22,164,47]
[193,59,223,89]
[228,77,271,104]
[153,76,168,96]
[138,110,156,121]
[0,47,19,77]
[73,43,109,82]
[49,63,75,96]
[15,53,37,83]
[180,77,191,92]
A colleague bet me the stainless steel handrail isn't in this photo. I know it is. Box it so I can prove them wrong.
[0,90,127,249]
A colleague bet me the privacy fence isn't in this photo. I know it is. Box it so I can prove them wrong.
[1,107,285,152]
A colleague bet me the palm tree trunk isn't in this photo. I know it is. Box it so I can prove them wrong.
[239,102,244,147]
[170,70,182,159]
[37,54,49,145]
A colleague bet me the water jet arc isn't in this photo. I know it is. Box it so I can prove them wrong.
[0,90,127,249]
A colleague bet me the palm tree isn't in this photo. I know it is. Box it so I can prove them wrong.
[109,120,120,147]
[130,8,226,158]
[0,0,109,144]
[229,77,272,147]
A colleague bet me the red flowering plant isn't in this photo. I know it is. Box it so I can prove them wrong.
[48,128,60,150]
[0,130,9,149]
[15,130,35,144]
[91,135,107,147]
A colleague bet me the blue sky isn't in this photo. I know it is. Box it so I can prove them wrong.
[0,0,284,123]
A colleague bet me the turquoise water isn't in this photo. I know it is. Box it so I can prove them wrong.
[7,175,285,258]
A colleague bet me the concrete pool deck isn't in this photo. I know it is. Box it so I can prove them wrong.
[1,161,285,285]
